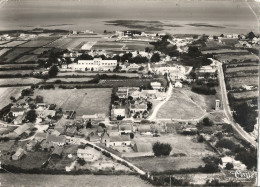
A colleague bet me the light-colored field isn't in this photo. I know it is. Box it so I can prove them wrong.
[46,37,91,49]
[15,55,38,63]
[0,48,11,57]
[18,37,60,48]
[215,54,258,62]
[1,48,33,63]
[0,86,29,109]
[228,76,258,88]
[0,78,43,85]
[156,88,206,120]
[46,77,93,83]
[230,91,258,100]
[34,88,112,116]
[0,41,27,47]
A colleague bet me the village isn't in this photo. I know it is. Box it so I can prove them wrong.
[0,28,258,185]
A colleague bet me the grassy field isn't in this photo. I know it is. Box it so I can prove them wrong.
[230,91,258,100]
[1,48,34,63]
[58,71,140,78]
[18,37,60,48]
[46,77,93,83]
[0,64,38,69]
[31,47,52,55]
[0,78,43,85]
[228,76,258,88]
[45,37,91,49]
[0,48,11,57]
[15,55,38,63]
[33,88,112,116]
[0,70,33,75]
[226,66,258,73]
[0,41,27,47]
[215,54,258,62]
[156,88,206,119]
[0,86,29,109]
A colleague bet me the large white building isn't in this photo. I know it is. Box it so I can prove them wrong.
[70,58,117,71]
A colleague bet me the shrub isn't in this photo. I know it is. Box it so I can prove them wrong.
[225,162,234,170]
[215,139,238,151]
[77,158,86,166]
[202,163,220,173]
[152,142,172,156]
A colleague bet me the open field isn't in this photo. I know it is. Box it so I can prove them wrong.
[215,54,258,62]
[46,77,93,83]
[0,70,33,75]
[157,88,206,119]
[0,41,27,47]
[228,76,258,88]
[1,48,34,63]
[33,88,112,116]
[31,47,52,55]
[0,78,43,85]
[202,48,248,55]
[0,86,29,109]
[91,41,124,50]
[15,55,38,63]
[179,87,221,112]
[45,37,92,49]
[0,64,38,70]
[230,91,258,100]
[0,48,11,56]
[58,71,139,78]
[18,37,60,48]
[226,66,258,73]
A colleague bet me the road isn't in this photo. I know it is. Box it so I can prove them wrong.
[215,59,257,148]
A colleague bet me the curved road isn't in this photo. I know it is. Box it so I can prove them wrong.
[215,59,257,148]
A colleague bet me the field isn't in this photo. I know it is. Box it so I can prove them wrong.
[46,77,93,83]
[0,48,34,63]
[0,78,43,85]
[230,91,258,100]
[18,37,60,48]
[0,41,27,47]
[202,49,248,55]
[58,71,139,78]
[16,55,38,63]
[45,37,92,49]
[0,48,11,56]
[0,64,38,69]
[31,47,52,55]
[91,41,124,51]
[33,88,112,116]
[156,88,206,120]
[0,70,33,75]
[129,134,215,172]
[0,86,29,109]
[228,76,258,88]
[215,54,258,62]
[226,66,258,73]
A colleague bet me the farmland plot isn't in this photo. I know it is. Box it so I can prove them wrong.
[0,41,27,47]
[0,87,29,109]
[0,64,38,69]
[15,55,38,63]
[1,48,34,63]
[58,71,139,78]
[46,38,91,49]
[230,91,258,100]
[0,70,33,75]
[31,47,52,55]
[46,77,93,83]
[226,66,258,73]
[0,78,43,85]
[18,37,60,47]
[34,88,112,116]
[228,76,258,88]
[0,48,11,57]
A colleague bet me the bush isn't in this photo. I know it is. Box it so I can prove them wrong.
[202,117,214,126]
[202,163,220,173]
[152,142,172,156]
[191,85,216,95]
[77,158,86,166]
[215,139,238,151]
[225,162,234,170]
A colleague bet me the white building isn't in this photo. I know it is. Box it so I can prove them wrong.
[174,81,183,88]
[70,58,117,71]
[150,82,162,90]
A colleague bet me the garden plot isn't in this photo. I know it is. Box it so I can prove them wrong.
[228,76,258,88]
[0,41,27,47]
[15,55,38,63]
[1,48,34,63]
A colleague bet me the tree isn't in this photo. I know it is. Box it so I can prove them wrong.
[104,30,107,33]
[145,47,150,53]
[130,133,134,139]
[86,121,92,129]
[152,142,172,156]
[78,53,93,60]
[99,123,106,128]
[188,46,201,57]
[10,96,16,102]
[77,158,86,166]
[48,65,59,78]
[25,110,37,122]
[202,163,219,173]
[35,95,44,103]
[202,117,213,126]
[247,31,255,40]
[150,53,160,63]
[225,162,234,170]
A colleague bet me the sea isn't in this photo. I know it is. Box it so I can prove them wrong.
[0,0,259,34]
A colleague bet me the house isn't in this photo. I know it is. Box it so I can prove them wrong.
[46,134,66,146]
[77,148,94,161]
[128,63,141,72]
[51,146,63,158]
[65,126,77,136]
[97,126,105,136]
[55,117,74,134]
[119,124,133,134]
[140,90,157,99]
[82,113,106,122]
[111,108,126,119]
[71,58,117,71]
[63,110,76,119]
[174,81,183,88]
[106,135,132,147]
[10,107,26,117]
[132,142,153,153]
[130,90,141,99]
[12,148,25,160]
[150,82,161,90]
[26,141,37,151]
[14,123,33,136]
[13,115,24,125]
[87,132,100,142]
[37,110,56,119]
[129,103,147,113]
[101,131,110,145]
[137,125,152,134]
[34,132,48,142]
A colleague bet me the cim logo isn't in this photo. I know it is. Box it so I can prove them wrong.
[232,170,255,180]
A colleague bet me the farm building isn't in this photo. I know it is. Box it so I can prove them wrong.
[174,81,183,88]
[106,135,132,147]
[119,124,133,134]
[34,132,48,142]
[129,103,147,113]
[10,107,26,117]
[46,134,66,146]
[70,58,117,71]
[150,82,162,90]
[14,123,33,136]
[52,146,63,158]
[26,141,37,151]
[82,113,106,122]
[77,148,94,161]
[101,131,110,145]
[12,148,25,160]
[88,132,101,142]
[111,108,126,119]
